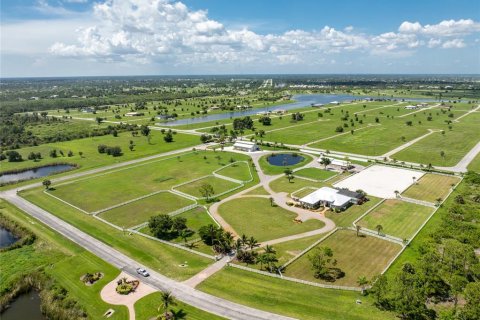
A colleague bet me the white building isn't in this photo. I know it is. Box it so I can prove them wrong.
[405,105,418,110]
[299,187,353,210]
[233,140,259,152]
[125,112,143,117]
[330,101,340,105]
[318,156,350,168]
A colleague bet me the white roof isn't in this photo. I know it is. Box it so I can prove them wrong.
[405,105,417,109]
[317,157,348,167]
[300,187,352,207]
[234,140,257,147]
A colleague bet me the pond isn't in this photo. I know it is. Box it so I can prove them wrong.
[157,93,438,127]
[267,153,305,166]
[0,164,76,184]
[0,227,19,248]
[1,291,46,320]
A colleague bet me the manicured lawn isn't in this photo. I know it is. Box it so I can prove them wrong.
[175,176,241,198]
[217,197,325,242]
[284,230,402,286]
[49,151,250,212]
[98,192,196,228]
[198,267,396,320]
[21,188,213,281]
[294,167,338,181]
[264,234,326,267]
[401,173,460,202]
[357,199,433,239]
[269,172,350,194]
[258,153,313,175]
[244,185,270,195]
[325,196,383,227]
[0,199,129,320]
[215,161,252,182]
[135,292,225,320]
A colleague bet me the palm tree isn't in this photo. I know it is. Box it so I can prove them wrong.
[241,234,248,248]
[269,197,275,207]
[256,253,269,270]
[179,229,193,245]
[357,276,369,295]
[319,157,332,169]
[356,225,361,237]
[157,291,177,320]
[412,176,417,185]
[394,190,400,198]
[264,245,276,255]
[247,236,259,250]
[375,224,383,235]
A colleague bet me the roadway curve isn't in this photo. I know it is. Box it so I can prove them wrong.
[1,189,294,320]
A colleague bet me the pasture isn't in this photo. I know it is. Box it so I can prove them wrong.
[284,230,402,286]
[217,197,325,242]
[401,173,460,202]
[357,199,433,239]
[293,167,338,181]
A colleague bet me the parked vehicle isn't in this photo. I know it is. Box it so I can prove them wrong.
[136,268,150,277]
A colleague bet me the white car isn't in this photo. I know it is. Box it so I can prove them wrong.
[136,268,150,277]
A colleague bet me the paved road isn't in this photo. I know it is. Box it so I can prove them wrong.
[436,141,480,173]
[0,189,294,320]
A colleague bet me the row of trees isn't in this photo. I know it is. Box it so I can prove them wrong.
[371,171,480,319]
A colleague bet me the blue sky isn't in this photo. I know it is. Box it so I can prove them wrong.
[1,0,479,77]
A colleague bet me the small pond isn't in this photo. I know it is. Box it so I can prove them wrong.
[1,291,46,320]
[267,153,305,166]
[0,227,19,248]
[0,164,76,184]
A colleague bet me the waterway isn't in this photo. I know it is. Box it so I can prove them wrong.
[0,164,76,184]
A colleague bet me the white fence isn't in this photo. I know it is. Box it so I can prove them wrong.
[229,263,361,292]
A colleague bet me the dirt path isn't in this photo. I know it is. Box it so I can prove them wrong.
[383,129,441,158]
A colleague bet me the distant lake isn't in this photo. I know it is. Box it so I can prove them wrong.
[0,164,76,184]
[158,93,437,127]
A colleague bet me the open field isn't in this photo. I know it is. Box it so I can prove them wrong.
[468,152,480,172]
[293,167,338,181]
[401,173,460,202]
[98,191,196,228]
[139,206,217,243]
[357,199,434,239]
[175,176,241,198]
[48,151,251,212]
[261,234,326,266]
[21,188,213,280]
[0,130,200,174]
[0,199,129,320]
[197,266,396,320]
[134,292,225,320]
[284,229,402,286]
[215,161,252,181]
[269,172,350,194]
[218,197,325,242]
[325,196,383,227]
[393,111,480,166]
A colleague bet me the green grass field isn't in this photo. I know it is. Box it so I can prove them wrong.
[139,206,216,244]
[468,152,480,173]
[401,174,460,202]
[134,292,225,320]
[325,196,383,227]
[284,230,402,286]
[21,188,213,281]
[214,161,252,181]
[197,266,396,320]
[263,234,326,267]
[293,167,338,181]
[0,130,200,175]
[98,192,196,228]
[0,199,129,320]
[269,172,350,194]
[357,199,433,239]
[217,197,325,242]
[393,112,480,166]
[48,151,250,212]
[175,176,240,198]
